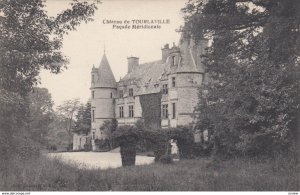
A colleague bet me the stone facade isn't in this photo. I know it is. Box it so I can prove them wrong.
[73,37,208,151]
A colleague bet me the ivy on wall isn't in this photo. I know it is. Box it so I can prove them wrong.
[139,93,162,129]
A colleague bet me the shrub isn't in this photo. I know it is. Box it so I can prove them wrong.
[192,142,213,157]
[66,143,73,151]
[48,145,57,151]
[112,125,141,166]
[83,143,91,152]
[142,129,169,161]
[159,154,173,164]
[94,139,110,150]
[17,138,40,160]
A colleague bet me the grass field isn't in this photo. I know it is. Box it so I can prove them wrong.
[0,155,298,191]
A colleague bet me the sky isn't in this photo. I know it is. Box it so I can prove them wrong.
[39,0,187,107]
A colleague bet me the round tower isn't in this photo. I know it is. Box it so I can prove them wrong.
[90,53,117,150]
[172,38,208,127]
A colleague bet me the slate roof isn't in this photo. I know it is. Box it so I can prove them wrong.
[119,60,167,95]
[114,38,206,95]
[95,53,117,88]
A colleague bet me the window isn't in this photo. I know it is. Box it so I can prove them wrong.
[110,92,113,98]
[172,77,176,87]
[129,105,134,117]
[162,104,168,119]
[92,110,95,122]
[92,75,95,83]
[129,88,134,96]
[162,84,168,94]
[119,106,124,118]
[92,132,95,139]
[171,56,176,66]
[119,90,124,98]
[92,91,95,99]
[172,103,176,119]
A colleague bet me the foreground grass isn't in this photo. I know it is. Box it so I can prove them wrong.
[0,155,298,191]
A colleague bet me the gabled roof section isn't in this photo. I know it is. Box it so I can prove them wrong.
[96,53,117,88]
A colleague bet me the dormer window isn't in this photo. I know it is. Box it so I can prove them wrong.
[129,88,134,96]
[119,90,124,98]
[171,56,176,66]
[92,75,95,83]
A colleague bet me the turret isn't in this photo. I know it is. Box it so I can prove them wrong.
[90,53,117,150]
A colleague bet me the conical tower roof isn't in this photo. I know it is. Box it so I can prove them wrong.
[95,53,117,88]
[177,36,205,73]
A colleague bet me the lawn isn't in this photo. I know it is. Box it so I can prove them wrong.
[47,152,154,169]
[0,155,298,191]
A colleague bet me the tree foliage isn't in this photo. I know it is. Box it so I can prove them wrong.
[74,102,91,135]
[0,0,100,95]
[100,118,118,149]
[112,125,141,166]
[27,87,54,146]
[182,0,300,156]
[57,98,81,145]
[0,0,100,166]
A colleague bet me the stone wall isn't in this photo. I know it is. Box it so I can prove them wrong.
[73,134,90,150]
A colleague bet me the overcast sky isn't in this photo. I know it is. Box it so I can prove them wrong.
[39,0,186,107]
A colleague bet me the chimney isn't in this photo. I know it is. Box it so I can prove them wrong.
[161,43,170,63]
[127,56,139,73]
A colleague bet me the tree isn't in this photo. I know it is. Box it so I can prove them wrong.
[57,98,81,146]
[74,102,91,135]
[100,119,118,149]
[27,87,54,147]
[0,0,99,162]
[0,1,99,186]
[182,0,300,157]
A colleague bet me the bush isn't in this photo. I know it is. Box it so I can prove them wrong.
[83,143,91,152]
[112,125,141,166]
[159,154,173,164]
[66,143,73,151]
[47,145,57,151]
[192,142,213,157]
[94,139,110,150]
[17,138,40,160]
[142,129,169,161]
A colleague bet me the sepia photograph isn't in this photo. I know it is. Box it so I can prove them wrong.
[0,0,299,192]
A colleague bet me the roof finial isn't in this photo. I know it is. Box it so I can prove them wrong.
[104,43,106,54]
